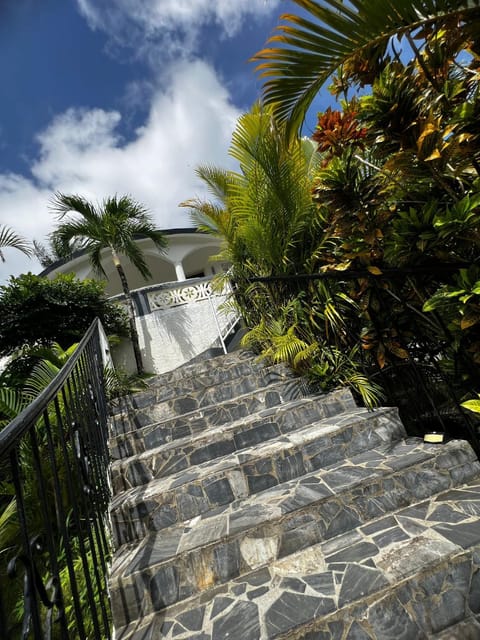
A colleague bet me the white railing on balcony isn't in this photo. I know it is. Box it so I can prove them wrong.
[112,277,241,360]
[147,278,239,353]
[148,279,213,310]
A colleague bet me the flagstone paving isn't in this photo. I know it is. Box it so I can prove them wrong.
[109,350,480,639]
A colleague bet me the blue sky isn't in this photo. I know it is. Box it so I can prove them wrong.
[0,0,335,281]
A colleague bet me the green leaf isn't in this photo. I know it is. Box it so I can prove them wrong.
[461,398,480,414]
[253,1,480,135]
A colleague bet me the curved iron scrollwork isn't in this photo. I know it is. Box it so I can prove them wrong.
[7,535,64,640]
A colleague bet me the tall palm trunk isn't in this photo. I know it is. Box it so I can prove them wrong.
[112,249,144,375]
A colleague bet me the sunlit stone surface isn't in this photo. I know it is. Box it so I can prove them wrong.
[108,349,480,639]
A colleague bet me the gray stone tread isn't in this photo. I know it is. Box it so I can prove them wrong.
[110,399,385,491]
[112,361,295,422]
[145,349,259,388]
[110,376,313,436]
[109,388,356,462]
[109,440,480,625]
[109,349,480,638]
[113,478,480,639]
[110,408,409,544]
[111,407,399,504]
[110,350,262,416]
[429,616,480,639]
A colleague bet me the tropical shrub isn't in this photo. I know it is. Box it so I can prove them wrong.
[182,104,382,405]
[254,1,480,335]
[306,20,480,396]
[0,225,32,262]
[0,273,128,357]
[188,9,480,423]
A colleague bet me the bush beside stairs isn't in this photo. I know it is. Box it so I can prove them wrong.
[108,349,480,639]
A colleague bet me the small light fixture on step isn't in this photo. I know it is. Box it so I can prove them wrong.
[423,431,445,444]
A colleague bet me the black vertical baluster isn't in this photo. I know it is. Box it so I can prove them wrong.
[0,320,113,639]
[0,562,6,639]
[9,445,43,638]
[61,372,104,639]
[85,348,112,547]
[43,404,87,638]
[28,423,69,638]
[85,342,113,588]
[73,349,112,637]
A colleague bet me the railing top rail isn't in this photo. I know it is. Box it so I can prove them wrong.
[0,317,101,457]
[242,262,474,283]
[109,275,215,302]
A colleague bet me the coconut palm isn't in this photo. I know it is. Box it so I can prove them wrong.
[0,225,32,262]
[50,194,167,374]
[253,0,480,136]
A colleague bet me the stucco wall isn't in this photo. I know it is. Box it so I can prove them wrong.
[111,289,237,375]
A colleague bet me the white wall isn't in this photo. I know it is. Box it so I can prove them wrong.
[111,292,236,374]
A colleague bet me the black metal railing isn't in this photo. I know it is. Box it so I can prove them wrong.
[236,266,480,456]
[0,319,112,639]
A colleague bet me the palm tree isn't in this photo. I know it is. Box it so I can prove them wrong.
[181,104,327,324]
[182,103,322,280]
[182,103,322,335]
[0,225,32,262]
[181,104,381,404]
[50,194,167,374]
[253,0,480,136]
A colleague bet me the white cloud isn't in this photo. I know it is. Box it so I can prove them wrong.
[0,60,240,283]
[76,0,280,59]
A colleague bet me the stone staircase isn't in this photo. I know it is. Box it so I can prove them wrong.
[108,350,480,639]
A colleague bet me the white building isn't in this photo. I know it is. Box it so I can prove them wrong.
[41,228,239,374]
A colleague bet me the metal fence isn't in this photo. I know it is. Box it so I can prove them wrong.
[0,319,112,639]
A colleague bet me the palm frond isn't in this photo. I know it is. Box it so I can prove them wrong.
[0,498,17,551]
[265,326,310,364]
[0,387,30,423]
[182,199,226,235]
[347,372,384,408]
[253,0,480,136]
[103,366,148,403]
[194,165,234,202]
[134,226,167,252]
[51,219,95,256]
[24,360,60,396]
[87,242,107,277]
[50,192,166,289]
[51,192,100,222]
[118,237,151,280]
[0,225,32,261]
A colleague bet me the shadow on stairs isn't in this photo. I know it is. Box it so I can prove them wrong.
[108,350,480,640]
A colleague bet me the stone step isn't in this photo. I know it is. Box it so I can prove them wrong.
[112,475,480,639]
[110,406,404,546]
[145,349,260,390]
[110,375,311,437]
[110,388,357,486]
[112,358,297,422]
[109,439,480,627]
[111,351,262,417]
[110,387,356,462]
[431,617,480,639]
